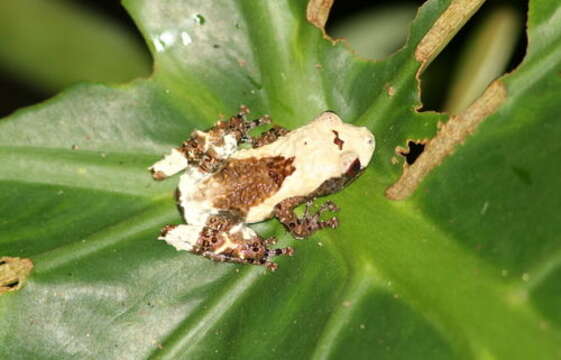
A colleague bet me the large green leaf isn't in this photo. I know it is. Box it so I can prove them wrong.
[1,0,560,359]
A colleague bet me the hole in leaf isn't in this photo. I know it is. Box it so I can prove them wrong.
[420,0,528,114]
[398,140,426,165]
[325,0,426,60]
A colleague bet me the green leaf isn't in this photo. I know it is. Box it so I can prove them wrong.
[0,0,151,92]
[1,0,560,359]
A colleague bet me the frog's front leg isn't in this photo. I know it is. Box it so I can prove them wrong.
[274,197,340,239]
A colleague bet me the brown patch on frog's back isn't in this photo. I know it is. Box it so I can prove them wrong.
[211,156,296,214]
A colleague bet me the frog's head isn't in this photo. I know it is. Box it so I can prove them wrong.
[312,111,375,176]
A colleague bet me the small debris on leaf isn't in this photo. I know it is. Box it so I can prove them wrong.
[0,257,33,295]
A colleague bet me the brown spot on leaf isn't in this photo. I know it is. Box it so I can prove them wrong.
[386,80,506,200]
[0,257,33,295]
[306,0,334,31]
[385,84,396,97]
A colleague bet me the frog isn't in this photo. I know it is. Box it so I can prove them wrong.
[150,107,375,271]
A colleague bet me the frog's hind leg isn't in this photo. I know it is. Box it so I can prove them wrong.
[158,224,205,252]
[157,223,274,268]
[209,105,288,149]
[149,148,189,181]
[159,214,293,270]
[150,106,272,179]
[274,197,340,239]
[203,216,293,271]
[250,126,290,148]
[201,242,294,272]
[149,125,234,180]
[200,251,281,271]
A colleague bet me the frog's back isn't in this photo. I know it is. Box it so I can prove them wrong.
[178,112,375,225]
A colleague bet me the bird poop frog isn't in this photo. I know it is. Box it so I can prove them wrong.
[150,107,375,271]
